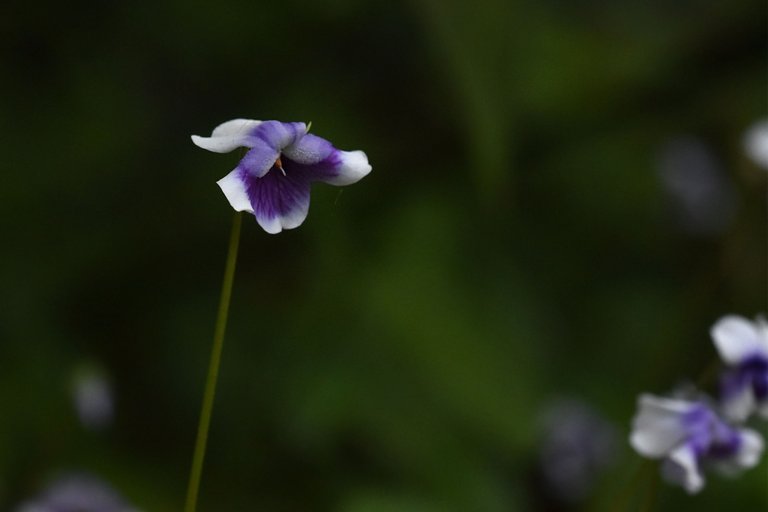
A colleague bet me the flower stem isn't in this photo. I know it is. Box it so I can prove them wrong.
[185,212,242,512]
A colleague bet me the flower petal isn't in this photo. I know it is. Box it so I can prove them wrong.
[217,169,254,214]
[744,119,768,170]
[320,150,372,186]
[282,133,334,165]
[711,315,767,365]
[251,121,306,151]
[630,394,694,458]
[733,428,764,468]
[191,119,262,153]
[250,171,311,234]
[238,139,281,178]
[217,167,312,234]
[720,371,756,422]
[661,444,704,494]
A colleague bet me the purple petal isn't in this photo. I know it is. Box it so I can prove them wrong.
[251,121,306,150]
[223,164,310,234]
[238,138,281,178]
[236,121,309,178]
[282,133,334,165]
[249,170,311,234]
[282,149,371,186]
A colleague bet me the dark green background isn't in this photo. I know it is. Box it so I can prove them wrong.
[1,0,765,510]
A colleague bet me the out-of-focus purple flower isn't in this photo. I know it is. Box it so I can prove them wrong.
[630,394,763,494]
[744,119,768,170]
[71,366,113,430]
[536,399,618,502]
[656,136,736,235]
[711,315,768,421]
[192,119,372,234]
[16,474,139,512]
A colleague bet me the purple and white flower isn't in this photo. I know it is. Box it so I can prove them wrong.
[192,119,372,234]
[630,394,763,494]
[711,315,768,421]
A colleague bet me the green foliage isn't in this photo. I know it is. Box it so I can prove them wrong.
[0,0,765,510]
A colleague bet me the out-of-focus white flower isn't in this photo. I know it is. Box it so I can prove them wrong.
[537,399,618,502]
[743,119,768,170]
[72,365,114,430]
[630,394,763,494]
[16,473,140,512]
[711,315,768,421]
[657,136,736,235]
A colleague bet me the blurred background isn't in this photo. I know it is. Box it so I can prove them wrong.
[1,0,766,510]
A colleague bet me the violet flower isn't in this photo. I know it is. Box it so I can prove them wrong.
[711,315,768,421]
[192,119,372,234]
[630,394,763,494]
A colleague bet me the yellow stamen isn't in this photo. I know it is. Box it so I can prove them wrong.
[275,155,286,176]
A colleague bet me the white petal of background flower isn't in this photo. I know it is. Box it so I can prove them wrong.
[744,119,768,170]
[629,394,692,458]
[722,385,756,423]
[734,429,764,468]
[662,444,704,494]
[191,119,262,153]
[712,428,765,477]
[711,315,767,365]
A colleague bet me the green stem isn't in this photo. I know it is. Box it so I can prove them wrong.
[185,212,242,512]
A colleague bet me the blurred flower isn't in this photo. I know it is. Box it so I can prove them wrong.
[71,365,114,430]
[711,315,768,422]
[192,119,372,234]
[656,136,736,235]
[16,473,139,512]
[630,394,763,494]
[536,399,618,502]
[743,119,768,170]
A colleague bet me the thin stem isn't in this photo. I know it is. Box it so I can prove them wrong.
[638,464,659,512]
[185,212,242,512]
[609,459,653,512]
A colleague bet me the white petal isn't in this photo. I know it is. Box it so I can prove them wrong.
[721,385,756,423]
[276,202,309,231]
[711,315,767,365]
[324,150,372,186]
[744,119,768,170]
[734,428,764,468]
[216,170,253,213]
[630,394,694,458]
[191,119,262,153]
[258,215,282,235]
[662,444,704,494]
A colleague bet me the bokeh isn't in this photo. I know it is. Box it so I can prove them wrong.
[1,0,765,510]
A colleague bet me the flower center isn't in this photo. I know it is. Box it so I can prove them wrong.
[274,155,287,176]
